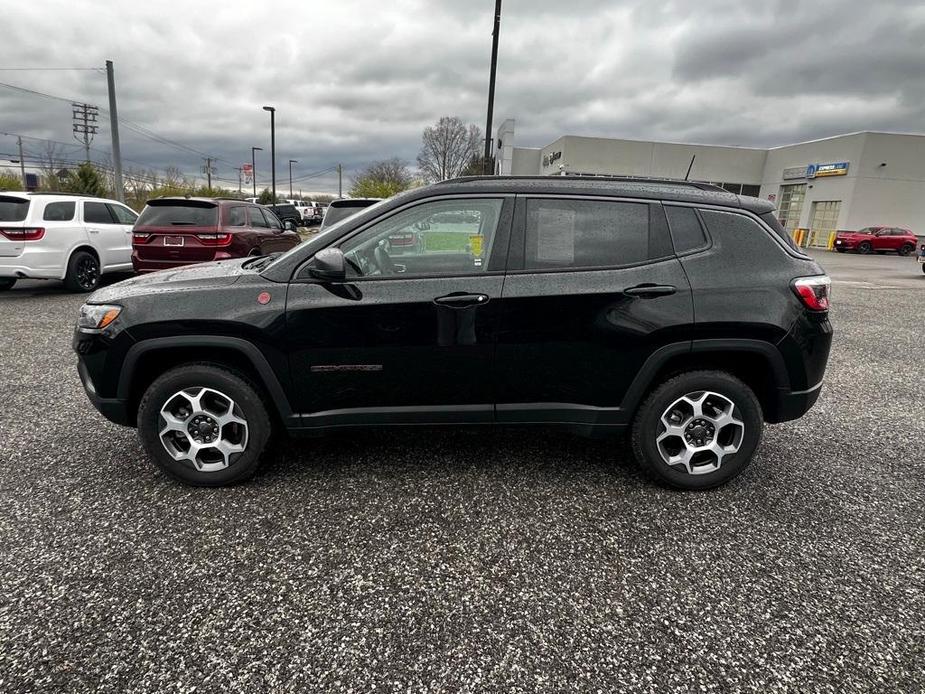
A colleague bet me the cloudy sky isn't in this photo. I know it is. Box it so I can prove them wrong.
[2,0,924,193]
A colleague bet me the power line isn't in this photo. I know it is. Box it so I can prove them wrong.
[0,67,103,72]
[0,80,237,168]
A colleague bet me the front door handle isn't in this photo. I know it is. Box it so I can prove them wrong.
[623,284,677,298]
[433,293,490,308]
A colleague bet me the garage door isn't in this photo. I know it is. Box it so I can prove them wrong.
[808,200,840,248]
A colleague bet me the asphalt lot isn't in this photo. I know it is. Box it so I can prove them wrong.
[0,250,923,693]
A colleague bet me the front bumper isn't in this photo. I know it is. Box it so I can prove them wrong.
[77,357,133,426]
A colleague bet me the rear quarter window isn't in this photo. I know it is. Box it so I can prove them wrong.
[43,201,76,221]
[759,211,802,252]
[665,206,708,254]
[0,196,30,222]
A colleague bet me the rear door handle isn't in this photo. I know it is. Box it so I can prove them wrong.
[623,284,677,298]
[434,293,490,308]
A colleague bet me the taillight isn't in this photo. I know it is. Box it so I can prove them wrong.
[0,227,45,241]
[792,275,831,312]
[195,233,233,246]
[132,232,150,244]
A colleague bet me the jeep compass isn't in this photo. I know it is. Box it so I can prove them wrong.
[74,177,833,489]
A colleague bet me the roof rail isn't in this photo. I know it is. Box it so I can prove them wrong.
[438,174,730,193]
[17,191,97,197]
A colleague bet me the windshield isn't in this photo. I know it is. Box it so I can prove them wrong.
[137,202,218,227]
[0,196,30,222]
[265,196,395,271]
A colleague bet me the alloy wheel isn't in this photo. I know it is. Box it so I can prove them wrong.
[77,256,99,289]
[655,391,745,475]
[158,387,248,472]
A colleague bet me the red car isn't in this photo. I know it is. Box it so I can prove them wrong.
[132,198,302,273]
[833,226,918,255]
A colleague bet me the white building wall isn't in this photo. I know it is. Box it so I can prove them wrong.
[844,133,925,230]
[511,147,541,175]
[495,119,516,175]
[758,133,868,230]
[537,136,766,183]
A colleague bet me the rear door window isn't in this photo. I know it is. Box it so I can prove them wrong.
[0,196,30,222]
[136,203,218,226]
[524,198,649,270]
[84,202,117,224]
[43,201,76,221]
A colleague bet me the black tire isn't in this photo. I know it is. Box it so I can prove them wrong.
[857,241,872,254]
[0,278,16,291]
[835,248,846,253]
[630,370,763,490]
[137,363,272,486]
[63,249,101,292]
[899,243,914,257]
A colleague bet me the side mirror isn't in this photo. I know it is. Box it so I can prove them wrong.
[307,247,346,282]
[283,220,297,232]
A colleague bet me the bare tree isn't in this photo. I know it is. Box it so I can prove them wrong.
[417,116,482,183]
[36,142,67,191]
[350,158,414,198]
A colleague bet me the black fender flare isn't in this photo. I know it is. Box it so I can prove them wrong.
[117,335,294,422]
[619,338,790,417]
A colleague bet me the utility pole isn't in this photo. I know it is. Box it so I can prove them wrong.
[483,0,502,175]
[262,106,276,203]
[288,159,297,199]
[202,157,213,189]
[236,167,242,193]
[337,163,342,198]
[251,146,262,198]
[105,60,125,202]
[17,137,26,188]
[72,103,99,162]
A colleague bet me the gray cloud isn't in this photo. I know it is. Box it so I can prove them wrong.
[1,0,922,193]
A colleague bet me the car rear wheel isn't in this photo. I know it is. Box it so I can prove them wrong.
[137,364,272,486]
[899,243,914,256]
[0,278,16,291]
[64,250,101,292]
[630,370,763,490]
[857,241,872,254]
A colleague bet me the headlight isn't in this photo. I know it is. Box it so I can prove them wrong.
[78,304,122,332]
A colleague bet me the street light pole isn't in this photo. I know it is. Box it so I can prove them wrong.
[251,146,262,198]
[262,106,276,203]
[483,0,502,175]
[288,159,297,199]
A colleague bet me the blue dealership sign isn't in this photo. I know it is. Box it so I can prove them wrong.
[807,162,849,179]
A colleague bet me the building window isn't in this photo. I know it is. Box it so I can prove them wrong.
[777,184,806,232]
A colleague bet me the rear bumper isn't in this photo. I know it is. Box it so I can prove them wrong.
[0,247,67,279]
[772,381,823,423]
[132,251,231,273]
[77,358,133,426]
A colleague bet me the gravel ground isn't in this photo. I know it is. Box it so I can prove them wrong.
[0,254,923,693]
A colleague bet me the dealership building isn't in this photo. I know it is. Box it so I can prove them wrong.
[494,119,925,246]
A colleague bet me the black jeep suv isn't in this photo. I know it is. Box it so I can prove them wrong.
[73,176,832,489]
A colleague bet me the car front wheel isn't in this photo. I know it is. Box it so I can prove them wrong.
[0,278,16,291]
[137,364,272,486]
[857,241,872,254]
[631,371,763,490]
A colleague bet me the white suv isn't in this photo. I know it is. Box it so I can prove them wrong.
[0,192,138,292]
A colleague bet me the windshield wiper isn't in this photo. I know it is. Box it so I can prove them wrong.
[243,252,281,270]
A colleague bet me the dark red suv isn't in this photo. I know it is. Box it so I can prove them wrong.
[834,226,918,255]
[132,198,302,273]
